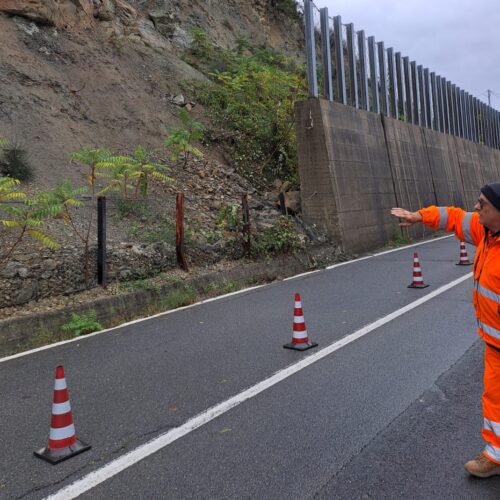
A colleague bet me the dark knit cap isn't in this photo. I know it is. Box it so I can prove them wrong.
[480,183,500,211]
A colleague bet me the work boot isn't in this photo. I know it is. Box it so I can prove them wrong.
[464,453,500,478]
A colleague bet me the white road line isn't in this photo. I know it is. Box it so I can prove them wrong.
[0,234,455,364]
[44,271,472,500]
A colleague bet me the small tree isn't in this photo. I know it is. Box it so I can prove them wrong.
[164,108,204,168]
[69,147,112,284]
[97,146,172,198]
[0,180,61,269]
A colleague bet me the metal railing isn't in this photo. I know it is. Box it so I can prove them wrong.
[303,0,500,149]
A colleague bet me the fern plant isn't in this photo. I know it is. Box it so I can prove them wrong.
[164,109,204,168]
[0,183,61,268]
[97,146,172,198]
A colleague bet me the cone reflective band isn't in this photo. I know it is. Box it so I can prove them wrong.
[34,366,91,464]
[283,293,318,351]
[456,241,473,266]
[407,252,429,289]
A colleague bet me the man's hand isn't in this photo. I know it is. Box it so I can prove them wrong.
[390,207,423,227]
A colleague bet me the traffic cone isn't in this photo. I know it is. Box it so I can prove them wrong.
[407,252,429,289]
[456,241,473,266]
[283,293,318,351]
[34,366,91,464]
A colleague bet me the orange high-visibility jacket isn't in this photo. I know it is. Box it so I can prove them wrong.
[420,205,500,350]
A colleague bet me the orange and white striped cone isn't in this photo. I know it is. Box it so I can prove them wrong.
[456,241,473,266]
[407,252,429,289]
[34,366,91,464]
[283,293,318,351]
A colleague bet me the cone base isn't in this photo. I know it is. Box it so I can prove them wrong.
[283,341,318,351]
[34,438,91,464]
[407,283,429,288]
[456,262,473,266]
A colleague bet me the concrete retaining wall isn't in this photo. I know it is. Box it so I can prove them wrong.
[296,97,500,253]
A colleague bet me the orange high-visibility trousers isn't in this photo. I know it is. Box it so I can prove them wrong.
[482,344,500,464]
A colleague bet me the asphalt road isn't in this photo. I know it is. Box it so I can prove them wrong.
[1,236,497,499]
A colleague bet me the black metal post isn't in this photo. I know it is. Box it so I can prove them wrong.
[97,196,106,287]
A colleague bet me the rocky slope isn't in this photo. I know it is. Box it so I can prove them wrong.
[0,0,334,315]
[0,0,304,186]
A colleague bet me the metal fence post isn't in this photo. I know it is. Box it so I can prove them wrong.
[403,56,413,123]
[417,65,426,127]
[395,52,405,120]
[176,193,188,271]
[320,8,333,100]
[446,81,455,135]
[97,196,106,287]
[378,41,389,116]
[346,23,359,108]
[430,72,439,131]
[358,30,370,111]
[387,48,397,118]
[304,0,318,97]
[423,69,432,129]
[333,15,347,104]
[411,62,420,125]
[368,36,379,113]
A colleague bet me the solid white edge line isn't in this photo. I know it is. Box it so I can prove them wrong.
[0,234,454,364]
[44,271,472,500]
[325,234,453,270]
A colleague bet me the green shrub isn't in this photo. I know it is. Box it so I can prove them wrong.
[182,39,307,186]
[253,216,304,256]
[61,311,103,336]
[0,144,34,182]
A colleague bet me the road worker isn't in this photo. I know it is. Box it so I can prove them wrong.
[391,182,500,478]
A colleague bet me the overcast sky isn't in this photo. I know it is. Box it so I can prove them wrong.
[311,0,500,110]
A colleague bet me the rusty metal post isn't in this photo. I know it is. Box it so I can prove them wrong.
[176,193,188,271]
[241,192,251,256]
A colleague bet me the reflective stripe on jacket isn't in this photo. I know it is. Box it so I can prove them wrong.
[419,205,500,349]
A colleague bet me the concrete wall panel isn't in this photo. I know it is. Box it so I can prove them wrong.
[423,129,465,207]
[296,98,500,254]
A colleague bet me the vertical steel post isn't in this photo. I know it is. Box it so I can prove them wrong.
[424,69,432,129]
[333,15,347,105]
[417,65,426,127]
[474,98,482,143]
[441,78,450,134]
[377,41,389,116]
[346,23,358,108]
[474,98,481,143]
[176,193,188,271]
[320,8,333,100]
[304,0,318,97]
[368,36,379,113]
[456,87,464,138]
[395,52,405,120]
[463,92,470,140]
[411,62,420,125]
[97,196,106,287]
[387,47,397,118]
[436,76,445,133]
[470,95,477,141]
[452,85,460,137]
[403,56,413,123]
[446,81,455,135]
[357,30,370,111]
[430,72,439,131]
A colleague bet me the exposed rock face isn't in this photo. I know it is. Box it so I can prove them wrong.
[0,0,95,27]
